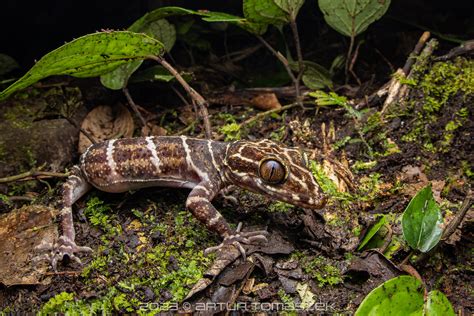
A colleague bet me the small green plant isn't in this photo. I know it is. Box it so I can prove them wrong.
[84,196,114,232]
[402,185,443,253]
[318,0,391,77]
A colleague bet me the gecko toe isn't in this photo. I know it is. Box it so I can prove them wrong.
[32,236,92,270]
[204,224,269,260]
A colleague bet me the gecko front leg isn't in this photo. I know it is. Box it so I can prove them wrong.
[34,166,93,270]
[186,180,268,260]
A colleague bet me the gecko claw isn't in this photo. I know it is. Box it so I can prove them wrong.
[204,222,269,260]
[32,237,92,271]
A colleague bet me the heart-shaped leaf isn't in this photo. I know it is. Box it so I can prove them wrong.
[355,276,424,316]
[318,0,391,37]
[402,185,443,253]
[274,0,305,20]
[0,31,164,101]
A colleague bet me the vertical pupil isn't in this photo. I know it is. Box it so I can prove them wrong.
[260,160,285,184]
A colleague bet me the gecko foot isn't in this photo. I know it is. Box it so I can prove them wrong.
[32,236,92,271]
[204,222,269,261]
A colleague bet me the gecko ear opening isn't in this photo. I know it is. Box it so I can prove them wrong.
[258,158,288,184]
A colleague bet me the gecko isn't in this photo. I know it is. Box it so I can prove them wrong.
[35,136,326,269]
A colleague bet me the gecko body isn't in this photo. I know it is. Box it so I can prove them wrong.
[37,136,326,268]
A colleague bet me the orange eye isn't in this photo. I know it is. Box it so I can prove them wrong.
[258,159,287,184]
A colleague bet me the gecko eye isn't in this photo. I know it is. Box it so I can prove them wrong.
[258,158,288,184]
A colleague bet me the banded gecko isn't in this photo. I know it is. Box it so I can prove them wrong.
[35,136,326,269]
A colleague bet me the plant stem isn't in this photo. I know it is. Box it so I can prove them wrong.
[289,17,305,106]
[123,87,147,127]
[345,34,355,83]
[149,55,212,139]
[256,35,302,106]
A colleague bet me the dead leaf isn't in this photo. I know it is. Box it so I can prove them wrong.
[249,93,281,110]
[141,123,167,137]
[178,105,196,125]
[0,205,58,286]
[431,180,445,204]
[78,104,134,153]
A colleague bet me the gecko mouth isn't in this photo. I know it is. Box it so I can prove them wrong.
[253,178,320,209]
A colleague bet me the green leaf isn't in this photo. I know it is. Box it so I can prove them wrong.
[402,185,443,253]
[101,19,176,90]
[274,0,305,20]
[201,11,246,23]
[424,290,456,316]
[243,0,289,26]
[128,6,196,33]
[293,61,332,89]
[355,276,424,316]
[100,62,142,90]
[0,31,164,101]
[358,215,386,250]
[318,0,391,37]
[201,11,268,35]
[129,65,175,83]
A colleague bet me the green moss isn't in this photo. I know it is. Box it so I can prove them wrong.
[402,58,473,153]
[309,160,352,202]
[39,292,75,315]
[268,201,294,213]
[278,289,297,316]
[461,161,473,179]
[53,198,214,314]
[301,256,343,287]
[3,103,35,129]
[420,58,473,114]
[84,196,116,233]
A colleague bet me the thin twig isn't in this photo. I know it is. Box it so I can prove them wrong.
[403,31,431,75]
[172,121,197,136]
[148,55,212,139]
[123,87,147,127]
[349,40,363,85]
[63,116,97,145]
[256,35,302,105]
[0,169,68,184]
[374,47,395,73]
[442,191,473,240]
[215,103,299,141]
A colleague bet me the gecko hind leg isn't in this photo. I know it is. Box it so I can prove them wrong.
[33,166,93,271]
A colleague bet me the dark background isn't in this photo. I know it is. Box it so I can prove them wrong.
[1,0,472,70]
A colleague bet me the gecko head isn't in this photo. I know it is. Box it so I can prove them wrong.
[223,139,326,209]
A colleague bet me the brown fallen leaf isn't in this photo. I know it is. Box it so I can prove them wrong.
[249,93,281,110]
[141,122,168,137]
[0,205,58,286]
[78,104,134,153]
